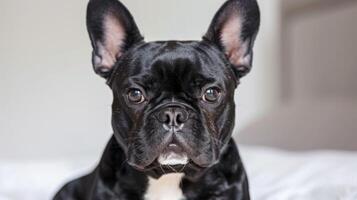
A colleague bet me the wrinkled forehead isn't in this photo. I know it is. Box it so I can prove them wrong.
[113,41,233,87]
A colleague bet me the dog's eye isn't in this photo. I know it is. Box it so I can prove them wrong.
[202,88,221,103]
[127,89,145,104]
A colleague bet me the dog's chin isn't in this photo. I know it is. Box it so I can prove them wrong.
[157,143,189,166]
[128,144,190,171]
[126,153,217,181]
[127,158,189,173]
[157,152,189,165]
[128,156,217,181]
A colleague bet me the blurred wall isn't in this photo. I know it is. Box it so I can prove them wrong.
[239,0,357,150]
[288,1,357,101]
[0,0,281,159]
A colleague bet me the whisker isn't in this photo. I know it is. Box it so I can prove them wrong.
[159,164,166,174]
[179,163,187,173]
[167,165,178,173]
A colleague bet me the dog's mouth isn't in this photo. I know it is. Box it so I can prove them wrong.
[128,142,209,173]
[127,134,218,175]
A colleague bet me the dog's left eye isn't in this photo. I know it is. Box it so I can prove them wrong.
[202,87,221,103]
[127,89,145,104]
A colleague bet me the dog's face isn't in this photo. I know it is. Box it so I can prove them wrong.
[86,0,259,173]
[110,41,237,170]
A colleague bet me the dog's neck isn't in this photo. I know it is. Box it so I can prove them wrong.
[97,135,245,200]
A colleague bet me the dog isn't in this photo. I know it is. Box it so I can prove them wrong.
[54,0,260,199]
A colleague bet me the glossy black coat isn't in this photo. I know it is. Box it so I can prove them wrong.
[54,136,250,200]
[54,0,260,199]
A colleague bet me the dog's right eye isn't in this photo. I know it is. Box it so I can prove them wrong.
[127,89,145,104]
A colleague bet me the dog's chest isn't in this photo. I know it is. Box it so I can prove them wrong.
[144,173,185,200]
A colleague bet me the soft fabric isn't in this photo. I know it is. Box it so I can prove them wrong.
[1,146,357,200]
[240,146,357,200]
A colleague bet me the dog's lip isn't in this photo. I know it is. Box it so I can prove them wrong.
[128,141,213,171]
[130,156,209,173]
[165,143,183,154]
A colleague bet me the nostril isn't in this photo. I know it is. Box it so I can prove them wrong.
[163,112,171,125]
[175,110,188,125]
[176,113,183,124]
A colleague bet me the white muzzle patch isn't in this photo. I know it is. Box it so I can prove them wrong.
[158,152,188,165]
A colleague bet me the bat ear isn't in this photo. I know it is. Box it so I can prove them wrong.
[204,0,260,78]
[86,0,144,79]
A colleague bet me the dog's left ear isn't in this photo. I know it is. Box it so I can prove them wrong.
[86,0,144,79]
[204,0,260,78]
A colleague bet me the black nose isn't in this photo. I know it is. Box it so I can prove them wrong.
[157,106,189,128]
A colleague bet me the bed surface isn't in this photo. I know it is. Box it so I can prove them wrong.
[241,146,357,200]
[1,146,357,200]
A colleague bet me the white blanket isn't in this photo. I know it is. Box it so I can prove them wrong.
[1,146,357,200]
[240,146,357,200]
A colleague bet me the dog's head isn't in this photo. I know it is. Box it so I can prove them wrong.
[86,0,260,174]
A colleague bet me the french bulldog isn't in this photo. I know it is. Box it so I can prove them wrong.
[54,0,260,199]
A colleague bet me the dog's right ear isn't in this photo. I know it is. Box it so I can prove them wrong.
[86,0,143,79]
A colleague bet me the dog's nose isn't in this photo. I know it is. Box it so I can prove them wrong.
[157,107,189,128]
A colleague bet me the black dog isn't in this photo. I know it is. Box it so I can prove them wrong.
[54,0,260,199]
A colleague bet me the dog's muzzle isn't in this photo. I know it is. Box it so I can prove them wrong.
[155,104,190,165]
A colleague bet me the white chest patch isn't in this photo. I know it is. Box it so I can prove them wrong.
[145,173,185,200]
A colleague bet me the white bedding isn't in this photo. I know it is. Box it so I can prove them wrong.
[1,146,357,200]
[240,146,357,200]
